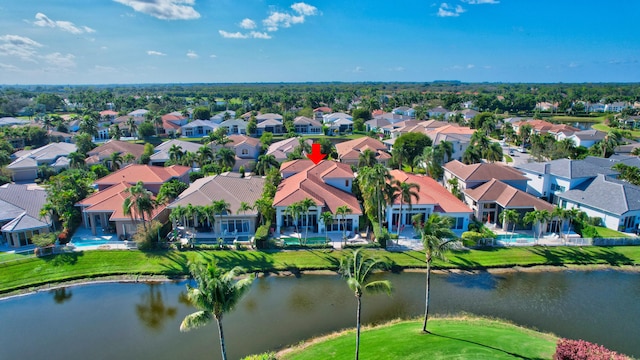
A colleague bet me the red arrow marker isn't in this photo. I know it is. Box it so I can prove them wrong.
[306,143,327,164]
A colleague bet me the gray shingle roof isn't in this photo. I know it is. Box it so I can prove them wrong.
[0,184,50,230]
[557,174,640,216]
[515,158,617,179]
[2,212,49,232]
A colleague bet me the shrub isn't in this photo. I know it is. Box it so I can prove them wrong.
[132,221,164,250]
[32,232,58,248]
[580,225,599,238]
[373,223,390,248]
[189,171,205,182]
[553,338,630,360]
[254,221,271,249]
[467,220,484,232]
[461,231,484,247]
[241,352,276,360]
[587,217,602,227]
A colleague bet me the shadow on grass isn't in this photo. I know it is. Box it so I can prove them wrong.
[304,248,340,268]
[528,246,634,266]
[41,251,84,266]
[211,250,276,272]
[158,251,190,277]
[428,332,545,360]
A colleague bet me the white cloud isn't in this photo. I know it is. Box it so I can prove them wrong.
[262,3,318,32]
[186,50,198,58]
[147,50,166,56]
[437,3,465,17]
[33,13,96,34]
[250,31,272,39]
[389,66,405,72]
[239,18,256,29]
[353,66,364,73]
[218,30,271,39]
[43,52,76,68]
[0,35,42,60]
[568,62,579,68]
[209,54,217,58]
[462,0,499,4]
[291,2,318,16]
[0,63,19,71]
[219,30,248,39]
[113,0,200,20]
[467,64,475,69]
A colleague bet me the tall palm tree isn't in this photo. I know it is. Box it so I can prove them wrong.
[358,149,377,168]
[126,117,137,138]
[358,164,391,237]
[552,207,566,237]
[168,144,183,163]
[106,151,123,171]
[212,200,231,235]
[255,154,279,176]
[393,180,420,238]
[181,151,196,167]
[123,181,155,231]
[499,209,519,239]
[68,151,86,169]
[216,147,236,170]
[600,130,622,158]
[462,145,482,165]
[484,142,503,163]
[285,202,303,237]
[236,201,253,215]
[180,262,254,360]
[336,205,353,246]
[254,197,274,225]
[299,198,316,245]
[123,152,136,165]
[339,249,392,360]
[197,145,214,168]
[523,209,552,240]
[109,124,122,140]
[437,140,454,163]
[320,211,334,243]
[413,213,456,332]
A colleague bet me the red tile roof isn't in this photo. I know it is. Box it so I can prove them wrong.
[313,107,332,113]
[389,170,472,213]
[95,164,190,187]
[86,140,146,160]
[335,137,389,161]
[464,179,554,211]
[274,160,361,214]
[79,182,166,221]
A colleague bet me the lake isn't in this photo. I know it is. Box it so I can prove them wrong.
[0,269,638,359]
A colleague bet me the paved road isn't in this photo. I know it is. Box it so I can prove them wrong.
[502,143,533,167]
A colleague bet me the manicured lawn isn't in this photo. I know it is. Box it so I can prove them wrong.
[503,154,513,163]
[594,226,630,238]
[592,123,640,139]
[2,246,640,295]
[550,115,607,123]
[280,317,557,360]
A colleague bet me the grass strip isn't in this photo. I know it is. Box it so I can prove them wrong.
[1,246,639,295]
[279,317,557,360]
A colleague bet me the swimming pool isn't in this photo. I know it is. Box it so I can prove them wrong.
[70,238,116,247]
[495,234,535,244]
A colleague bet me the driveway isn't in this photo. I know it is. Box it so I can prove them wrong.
[503,144,533,167]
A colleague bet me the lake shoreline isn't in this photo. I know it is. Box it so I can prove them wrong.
[2,263,638,301]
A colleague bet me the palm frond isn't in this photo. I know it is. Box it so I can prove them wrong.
[179,310,212,332]
[363,280,392,295]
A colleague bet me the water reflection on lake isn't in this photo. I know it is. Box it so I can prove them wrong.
[0,270,638,360]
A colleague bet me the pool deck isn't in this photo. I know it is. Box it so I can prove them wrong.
[68,228,135,251]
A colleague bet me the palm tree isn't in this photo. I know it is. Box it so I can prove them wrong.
[552,207,566,237]
[197,145,214,168]
[254,154,279,176]
[68,151,86,169]
[212,200,231,235]
[336,205,353,246]
[109,124,122,140]
[413,213,456,332]
[181,151,196,167]
[462,145,482,165]
[523,209,552,240]
[168,144,183,163]
[600,130,622,158]
[393,180,420,238]
[358,164,391,237]
[180,262,254,360]
[285,202,303,238]
[123,181,155,231]
[216,147,236,170]
[126,117,137,138]
[484,142,503,163]
[320,211,334,243]
[236,201,253,215]
[123,152,136,165]
[499,209,519,239]
[339,249,392,360]
[299,198,316,245]
[358,149,377,168]
[437,140,454,163]
[106,151,123,171]
[254,197,274,225]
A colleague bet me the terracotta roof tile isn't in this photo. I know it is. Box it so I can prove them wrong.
[464,179,554,211]
[274,160,361,215]
[94,164,190,188]
[87,140,146,160]
[389,170,472,213]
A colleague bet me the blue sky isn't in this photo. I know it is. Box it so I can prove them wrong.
[1,0,639,85]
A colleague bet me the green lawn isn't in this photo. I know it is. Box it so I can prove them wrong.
[503,154,513,163]
[279,317,557,360]
[550,115,608,123]
[594,226,630,238]
[2,246,640,295]
[592,123,640,139]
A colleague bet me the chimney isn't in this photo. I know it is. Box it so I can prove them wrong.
[544,163,550,174]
